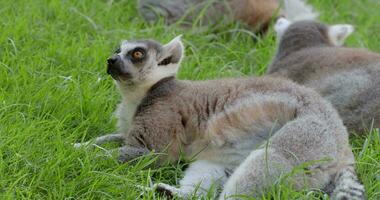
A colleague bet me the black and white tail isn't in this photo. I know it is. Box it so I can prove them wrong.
[331,166,366,200]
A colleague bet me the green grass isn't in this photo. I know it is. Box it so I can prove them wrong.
[1,0,379,199]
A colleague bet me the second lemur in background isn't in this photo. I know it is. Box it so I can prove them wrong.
[267,18,380,135]
[138,0,318,33]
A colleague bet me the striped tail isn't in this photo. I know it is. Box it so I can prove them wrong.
[331,166,366,200]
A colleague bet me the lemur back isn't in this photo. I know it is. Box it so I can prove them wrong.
[77,37,365,199]
[268,19,380,134]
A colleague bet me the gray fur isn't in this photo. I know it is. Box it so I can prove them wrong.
[267,20,380,134]
[138,0,280,32]
[331,165,366,200]
[77,37,364,199]
[73,133,124,149]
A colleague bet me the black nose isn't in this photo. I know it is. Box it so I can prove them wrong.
[107,56,118,65]
[107,55,122,75]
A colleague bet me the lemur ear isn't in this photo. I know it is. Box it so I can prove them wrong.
[328,24,354,46]
[274,17,292,39]
[158,35,184,66]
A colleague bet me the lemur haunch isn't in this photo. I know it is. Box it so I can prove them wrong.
[76,37,365,199]
[267,18,380,135]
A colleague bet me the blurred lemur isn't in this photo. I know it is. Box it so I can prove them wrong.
[75,36,365,199]
[138,0,318,33]
[267,18,380,135]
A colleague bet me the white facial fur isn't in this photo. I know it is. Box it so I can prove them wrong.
[148,35,184,86]
[274,17,292,40]
[328,24,354,46]
[116,35,184,91]
[115,36,185,134]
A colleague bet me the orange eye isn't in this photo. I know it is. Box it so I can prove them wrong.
[129,48,146,62]
[132,50,143,59]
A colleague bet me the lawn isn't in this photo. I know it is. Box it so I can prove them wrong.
[1,0,379,199]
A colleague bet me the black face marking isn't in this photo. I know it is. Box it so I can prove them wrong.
[127,47,146,63]
[158,56,172,66]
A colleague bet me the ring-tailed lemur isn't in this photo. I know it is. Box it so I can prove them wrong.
[267,17,380,135]
[138,0,318,33]
[75,36,365,199]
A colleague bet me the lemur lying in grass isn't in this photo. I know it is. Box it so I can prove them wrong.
[138,0,318,33]
[75,36,365,199]
[267,18,380,135]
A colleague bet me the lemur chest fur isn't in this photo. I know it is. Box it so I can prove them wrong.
[116,101,139,134]
[116,83,149,134]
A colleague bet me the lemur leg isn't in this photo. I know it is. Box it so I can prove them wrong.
[74,133,125,148]
[155,160,228,199]
[118,145,150,163]
[90,144,150,163]
[220,116,340,199]
[330,165,366,200]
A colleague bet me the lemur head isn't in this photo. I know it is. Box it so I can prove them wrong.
[274,17,354,56]
[107,36,184,91]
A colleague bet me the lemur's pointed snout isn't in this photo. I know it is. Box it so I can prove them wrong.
[107,55,123,76]
[106,55,132,80]
[107,56,118,65]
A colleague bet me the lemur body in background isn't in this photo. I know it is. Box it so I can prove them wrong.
[138,0,318,32]
[267,18,380,134]
[75,36,365,200]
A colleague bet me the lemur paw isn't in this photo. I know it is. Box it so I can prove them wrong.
[154,183,184,199]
